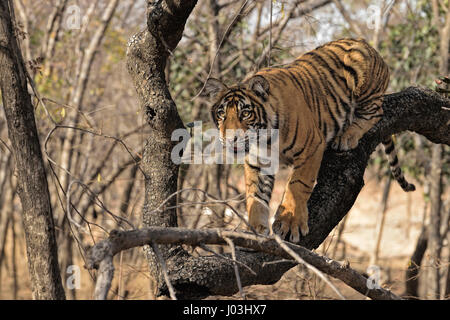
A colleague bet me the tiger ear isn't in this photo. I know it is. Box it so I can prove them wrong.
[247,75,269,100]
[200,78,227,100]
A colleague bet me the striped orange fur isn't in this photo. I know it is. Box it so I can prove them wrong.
[201,38,414,243]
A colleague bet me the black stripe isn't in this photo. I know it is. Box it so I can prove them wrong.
[272,111,280,129]
[290,179,312,189]
[343,64,359,89]
[294,64,318,109]
[292,130,313,158]
[282,119,299,154]
[298,59,346,124]
[302,57,346,118]
[322,122,328,140]
[247,162,260,171]
[389,156,399,167]
[384,143,394,154]
[392,167,401,177]
[254,194,269,205]
[258,175,274,189]
[330,43,369,60]
[398,176,406,185]
[304,51,347,86]
[286,69,306,96]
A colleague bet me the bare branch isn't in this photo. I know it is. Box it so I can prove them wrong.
[86,227,402,300]
[151,243,177,300]
[331,0,363,37]
[224,236,245,299]
[273,234,346,300]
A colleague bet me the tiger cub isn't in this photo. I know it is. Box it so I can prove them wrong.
[201,38,415,243]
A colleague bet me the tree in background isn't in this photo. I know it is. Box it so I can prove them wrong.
[0,0,64,299]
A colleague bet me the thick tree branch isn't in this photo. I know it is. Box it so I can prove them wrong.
[86,227,401,300]
[300,86,449,251]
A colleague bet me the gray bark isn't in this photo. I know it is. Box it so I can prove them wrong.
[0,0,65,299]
[126,0,198,297]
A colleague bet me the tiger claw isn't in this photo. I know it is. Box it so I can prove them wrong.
[272,205,308,243]
[289,226,300,243]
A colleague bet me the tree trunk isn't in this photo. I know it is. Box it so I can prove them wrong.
[427,144,443,299]
[126,0,198,296]
[0,0,65,300]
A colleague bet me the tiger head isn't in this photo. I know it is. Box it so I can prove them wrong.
[200,75,275,153]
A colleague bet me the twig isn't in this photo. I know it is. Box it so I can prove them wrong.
[273,234,346,300]
[262,259,295,266]
[94,255,114,300]
[223,236,245,299]
[151,243,177,300]
[192,0,250,100]
[148,187,254,232]
[66,179,135,232]
[198,244,257,275]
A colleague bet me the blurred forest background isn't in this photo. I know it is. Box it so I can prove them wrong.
[0,0,448,299]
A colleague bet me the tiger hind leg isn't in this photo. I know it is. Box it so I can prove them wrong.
[332,97,384,151]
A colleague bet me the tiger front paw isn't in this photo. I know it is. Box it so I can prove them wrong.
[249,221,269,235]
[247,200,270,235]
[272,203,309,243]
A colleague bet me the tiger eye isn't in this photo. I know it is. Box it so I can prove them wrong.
[241,110,251,118]
[217,109,226,118]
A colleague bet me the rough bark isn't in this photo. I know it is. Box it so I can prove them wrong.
[0,0,65,299]
[126,0,198,297]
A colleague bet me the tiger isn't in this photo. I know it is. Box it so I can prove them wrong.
[200,38,415,243]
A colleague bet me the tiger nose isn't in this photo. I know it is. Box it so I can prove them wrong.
[222,135,239,145]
